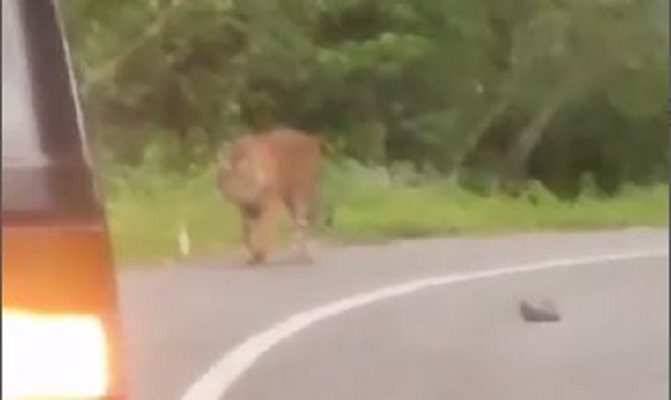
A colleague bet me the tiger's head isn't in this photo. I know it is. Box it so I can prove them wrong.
[215,140,268,206]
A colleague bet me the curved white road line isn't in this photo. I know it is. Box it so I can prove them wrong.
[181,249,668,400]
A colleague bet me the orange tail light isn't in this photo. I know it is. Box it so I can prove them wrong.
[2,224,124,399]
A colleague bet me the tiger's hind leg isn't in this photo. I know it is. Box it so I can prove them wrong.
[285,192,316,265]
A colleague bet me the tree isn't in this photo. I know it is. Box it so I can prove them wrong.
[61,0,668,191]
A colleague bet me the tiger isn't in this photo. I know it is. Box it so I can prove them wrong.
[216,128,322,265]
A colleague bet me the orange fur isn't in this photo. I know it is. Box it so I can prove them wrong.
[216,128,322,265]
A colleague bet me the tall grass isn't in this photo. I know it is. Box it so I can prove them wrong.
[101,149,668,263]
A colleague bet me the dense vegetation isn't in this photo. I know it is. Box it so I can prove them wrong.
[61,0,668,261]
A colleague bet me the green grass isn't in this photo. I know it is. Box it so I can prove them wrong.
[103,158,668,263]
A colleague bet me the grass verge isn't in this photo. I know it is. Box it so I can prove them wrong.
[103,159,668,264]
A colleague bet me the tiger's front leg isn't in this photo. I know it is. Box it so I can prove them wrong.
[239,204,265,265]
[240,206,264,265]
[240,197,280,265]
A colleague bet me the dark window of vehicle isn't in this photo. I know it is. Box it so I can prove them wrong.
[2,0,44,168]
[2,0,102,224]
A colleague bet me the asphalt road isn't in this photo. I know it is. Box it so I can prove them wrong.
[117,228,669,400]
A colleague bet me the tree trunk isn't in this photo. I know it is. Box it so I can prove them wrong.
[447,95,511,180]
[500,88,573,193]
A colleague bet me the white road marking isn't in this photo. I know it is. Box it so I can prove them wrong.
[180,249,668,400]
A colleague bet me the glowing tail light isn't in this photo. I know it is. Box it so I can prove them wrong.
[2,309,108,399]
[2,224,125,399]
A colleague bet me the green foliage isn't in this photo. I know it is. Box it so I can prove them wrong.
[62,0,667,195]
